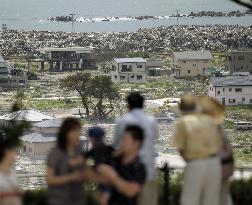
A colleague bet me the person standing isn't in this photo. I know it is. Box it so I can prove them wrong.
[46,118,86,205]
[0,135,22,205]
[98,125,146,205]
[113,92,159,205]
[198,97,234,205]
[173,95,223,205]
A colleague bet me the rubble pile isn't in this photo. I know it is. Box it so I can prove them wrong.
[0,25,252,57]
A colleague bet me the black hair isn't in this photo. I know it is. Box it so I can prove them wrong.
[126,92,144,109]
[124,125,144,146]
[57,118,81,151]
[0,133,16,162]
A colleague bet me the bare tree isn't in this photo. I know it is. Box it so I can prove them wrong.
[231,0,252,9]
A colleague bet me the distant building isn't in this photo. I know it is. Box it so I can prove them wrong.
[20,118,88,159]
[110,57,147,83]
[225,50,252,74]
[0,55,28,88]
[146,59,171,76]
[39,47,96,71]
[0,109,55,127]
[208,75,252,106]
[172,51,212,78]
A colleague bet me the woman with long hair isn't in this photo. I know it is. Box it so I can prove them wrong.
[46,118,86,205]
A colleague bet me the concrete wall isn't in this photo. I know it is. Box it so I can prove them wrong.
[110,60,147,83]
[33,127,59,134]
[22,141,55,157]
[208,83,252,105]
[225,51,252,74]
[173,59,210,78]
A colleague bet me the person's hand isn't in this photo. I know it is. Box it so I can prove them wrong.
[70,171,84,182]
[68,156,85,167]
[99,192,110,205]
[97,165,118,182]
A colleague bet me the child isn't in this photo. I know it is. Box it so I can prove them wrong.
[85,127,115,205]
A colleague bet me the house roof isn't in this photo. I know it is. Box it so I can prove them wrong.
[21,133,87,143]
[21,133,56,143]
[173,51,212,60]
[33,118,63,128]
[113,57,147,63]
[0,109,55,122]
[39,47,93,54]
[211,75,252,87]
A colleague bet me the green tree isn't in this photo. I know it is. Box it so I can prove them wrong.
[60,73,120,120]
[99,62,112,74]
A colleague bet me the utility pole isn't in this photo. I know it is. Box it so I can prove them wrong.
[69,13,76,32]
[176,10,179,26]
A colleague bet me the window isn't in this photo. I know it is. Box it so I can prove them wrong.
[217,91,220,94]
[137,65,143,68]
[188,70,191,74]
[121,65,132,72]
[114,75,117,79]
[229,88,232,92]
[131,75,134,78]
[238,56,244,60]
[228,56,232,61]
[229,99,236,103]
[137,75,142,80]
[223,88,225,92]
[112,65,116,71]
[235,88,242,92]
[250,99,252,104]
[193,64,196,67]
[242,97,246,102]
[183,61,186,63]
[19,80,25,84]
[120,75,126,80]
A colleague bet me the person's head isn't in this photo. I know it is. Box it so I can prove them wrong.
[57,118,82,151]
[126,92,144,111]
[121,125,144,155]
[88,127,105,147]
[0,135,17,165]
[179,95,197,115]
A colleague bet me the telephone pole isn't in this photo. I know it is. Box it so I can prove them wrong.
[176,10,179,26]
[69,13,76,32]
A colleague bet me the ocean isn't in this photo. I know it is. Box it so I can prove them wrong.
[0,0,251,32]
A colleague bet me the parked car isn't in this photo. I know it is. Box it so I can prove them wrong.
[234,121,252,130]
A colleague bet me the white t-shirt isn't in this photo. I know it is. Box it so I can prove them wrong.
[0,171,19,191]
[0,170,22,205]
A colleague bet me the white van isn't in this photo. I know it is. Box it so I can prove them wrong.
[234,121,252,130]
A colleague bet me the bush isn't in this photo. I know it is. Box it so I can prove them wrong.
[22,176,252,205]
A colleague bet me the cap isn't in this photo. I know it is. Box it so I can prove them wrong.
[88,127,105,140]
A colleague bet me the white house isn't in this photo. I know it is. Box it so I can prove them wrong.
[110,58,147,83]
[0,109,55,127]
[21,118,88,159]
[172,51,212,78]
[0,54,28,88]
[208,75,252,106]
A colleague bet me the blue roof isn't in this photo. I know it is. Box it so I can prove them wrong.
[113,57,147,63]
[211,75,252,86]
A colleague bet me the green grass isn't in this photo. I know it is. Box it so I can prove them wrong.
[226,105,252,121]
